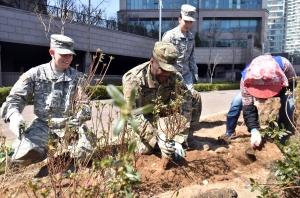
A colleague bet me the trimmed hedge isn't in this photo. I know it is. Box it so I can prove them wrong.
[0,83,239,106]
[0,87,11,106]
[194,83,240,92]
[89,85,123,100]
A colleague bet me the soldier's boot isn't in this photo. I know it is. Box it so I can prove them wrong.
[12,149,45,167]
[181,127,210,151]
[186,135,211,151]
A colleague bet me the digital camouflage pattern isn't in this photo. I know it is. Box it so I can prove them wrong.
[50,34,76,55]
[152,41,179,72]
[181,4,196,21]
[190,89,202,127]
[0,62,92,161]
[162,27,202,126]
[162,26,198,91]
[122,62,193,154]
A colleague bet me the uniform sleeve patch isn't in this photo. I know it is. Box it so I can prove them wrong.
[19,73,29,82]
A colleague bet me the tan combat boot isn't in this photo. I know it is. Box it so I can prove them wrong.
[179,127,211,151]
[186,134,211,151]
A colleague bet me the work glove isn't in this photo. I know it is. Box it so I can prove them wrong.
[9,112,25,138]
[69,118,81,127]
[157,132,175,158]
[69,104,91,127]
[174,142,186,161]
[194,74,200,83]
[250,128,262,148]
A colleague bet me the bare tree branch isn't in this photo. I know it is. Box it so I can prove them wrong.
[210,54,221,84]
[202,19,223,83]
[228,25,247,82]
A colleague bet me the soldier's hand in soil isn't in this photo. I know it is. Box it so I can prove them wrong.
[157,133,175,158]
[174,142,186,161]
[250,128,262,148]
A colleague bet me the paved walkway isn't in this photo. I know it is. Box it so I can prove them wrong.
[0,90,239,142]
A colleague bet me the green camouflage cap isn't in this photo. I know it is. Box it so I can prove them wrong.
[152,41,179,72]
[50,34,76,55]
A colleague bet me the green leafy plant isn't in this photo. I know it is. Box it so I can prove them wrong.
[260,119,292,145]
[152,89,189,142]
[246,139,300,197]
[106,84,153,137]
[246,82,300,197]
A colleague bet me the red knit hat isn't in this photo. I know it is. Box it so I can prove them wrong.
[244,55,288,99]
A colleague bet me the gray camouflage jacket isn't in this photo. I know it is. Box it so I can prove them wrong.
[0,62,90,129]
[162,26,198,78]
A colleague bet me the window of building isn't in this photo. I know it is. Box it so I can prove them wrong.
[203,18,259,33]
[126,0,198,10]
[201,0,262,9]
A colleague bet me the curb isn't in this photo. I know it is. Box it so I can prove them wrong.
[200,111,228,120]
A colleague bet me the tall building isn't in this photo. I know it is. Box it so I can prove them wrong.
[119,0,268,75]
[285,0,300,55]
[267,0,286,53]
[119,1,267,43]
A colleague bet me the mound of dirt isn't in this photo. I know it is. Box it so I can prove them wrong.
[133,113,283,198]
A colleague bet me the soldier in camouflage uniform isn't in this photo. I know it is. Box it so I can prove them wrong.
[162,4,206,148]
[123,42,208,160]
[0,34,93,166]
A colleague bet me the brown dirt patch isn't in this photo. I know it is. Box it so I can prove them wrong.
[0,99,285,197]
[133,113,283,197]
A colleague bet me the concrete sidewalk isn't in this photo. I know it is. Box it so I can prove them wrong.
[0,90,239,142]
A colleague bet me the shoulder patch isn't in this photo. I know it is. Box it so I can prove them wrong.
[19,73,29,82]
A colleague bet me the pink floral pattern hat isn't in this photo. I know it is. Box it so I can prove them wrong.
[244,55,288,99]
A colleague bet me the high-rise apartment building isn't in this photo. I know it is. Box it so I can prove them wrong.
[267,0,286,53]
[285,0,300,54]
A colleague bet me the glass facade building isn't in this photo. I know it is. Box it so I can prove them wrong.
[125,0,263,10]
[266,0,286,53]
[201,0,262,9]
[202,19,259,33]
[124,0,263,37]
[285,0,300,54]
[126,0,198,10]
[119,0,268,75]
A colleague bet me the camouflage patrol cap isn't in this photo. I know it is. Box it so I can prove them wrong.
[152,41,179,72]
[50,34,76,55]
[181,4,196,21]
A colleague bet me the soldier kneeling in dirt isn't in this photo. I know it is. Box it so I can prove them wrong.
[0,34,94,166]
[222,54,297,148]
[122,41,209,161]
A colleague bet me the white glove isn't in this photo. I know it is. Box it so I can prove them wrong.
[174,142,186,161]
[69,109,84,127]
[194,74,200,83]
[250,128,262,148]
[157,133,175,158]
[70,105,91,127]
[69,118,81,127]
[9,113,25,137]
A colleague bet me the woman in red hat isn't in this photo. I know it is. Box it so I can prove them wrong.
[241,54,296,148]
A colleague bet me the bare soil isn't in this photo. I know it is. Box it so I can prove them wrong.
[0,99,285,198]
[133,113,283,198]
